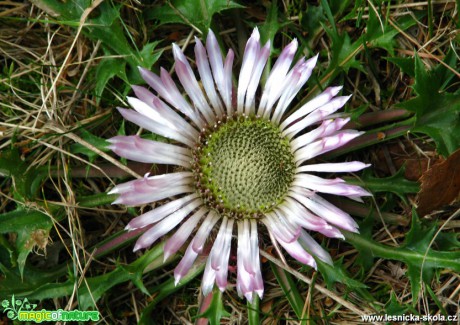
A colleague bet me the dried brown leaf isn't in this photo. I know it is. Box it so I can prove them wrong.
[416,148,460,216]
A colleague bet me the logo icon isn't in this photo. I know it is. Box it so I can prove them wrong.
[1,295,37,320]
[1,295,100,322]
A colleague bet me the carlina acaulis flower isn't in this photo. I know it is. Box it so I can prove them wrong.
[107,28,371,302]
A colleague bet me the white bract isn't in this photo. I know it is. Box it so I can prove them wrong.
[108,28,371,302]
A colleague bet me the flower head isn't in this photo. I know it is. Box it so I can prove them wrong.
[108,28,371,301]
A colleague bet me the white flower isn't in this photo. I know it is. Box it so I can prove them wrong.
[108,28,371,302]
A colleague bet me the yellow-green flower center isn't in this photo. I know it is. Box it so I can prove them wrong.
[193,116,295,219]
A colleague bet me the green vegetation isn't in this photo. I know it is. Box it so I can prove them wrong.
[1,0,459,323]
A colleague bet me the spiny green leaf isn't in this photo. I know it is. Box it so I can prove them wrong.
[259,0,288,45]
[316,257,368,290]
[270,264,305,319]
[346,221,460,274]
[328,0,355,18]
[340,0,365,25]
[0,148,48,201]
[364,3,398,56]
[259,0,291,86]
[433,231,460,251]
[0,192,139,299]
[401,211,437,301]
[0,253,67,297]
[325,28,362,74]
[405,262,434,304]
[0,192,118,284]
[139,258,205,324]
[77,193,118,209]
[345,211,460,303]
[365,7,422,56]
[32,0,148,85]
[402,210,437,253]
[385,292,411,315]
[353,213,375,271]
[139,42,163,71]
[320,0,337,34]
[91,29,163,103]
[70,129,111,162]
[0,208,54,278]
[345,166,420,202]
[85,2,140,67]
[94,58,127,104]
[300,4,326,42]
[195,289,231,325]
[300,0,353,49]
[318,11,419,91]
[20,242,166,309]
[0,148,27,200]
[386,56,415,76]
[399,53,460,156]
[146,0,243,33]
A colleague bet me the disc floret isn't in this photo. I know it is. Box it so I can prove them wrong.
[192,115,296,219]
